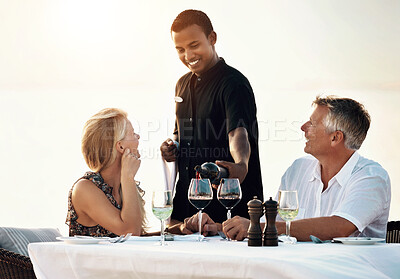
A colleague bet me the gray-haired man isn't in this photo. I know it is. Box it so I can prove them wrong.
[222,95,391,241]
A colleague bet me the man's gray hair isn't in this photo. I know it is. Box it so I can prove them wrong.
[313,95,371,150]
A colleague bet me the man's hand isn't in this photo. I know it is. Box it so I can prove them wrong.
[216,160,248,183]
[222,216,250,241]
[160,138,178,162]
[180,212,220,236]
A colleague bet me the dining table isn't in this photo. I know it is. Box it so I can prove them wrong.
[28,235,400,279]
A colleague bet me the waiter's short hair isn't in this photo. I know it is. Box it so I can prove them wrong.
[313,95,371,150]
[171,9,214,36]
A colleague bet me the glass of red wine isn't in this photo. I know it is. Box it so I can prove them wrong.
[217,178,242,220]
[188,178,213,241]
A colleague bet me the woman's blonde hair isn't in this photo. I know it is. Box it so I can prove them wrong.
[82,108,147,234]
[82,108,128,172]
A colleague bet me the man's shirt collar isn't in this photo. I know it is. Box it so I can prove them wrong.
[309,152,360,187]
[191,58,225,83]
[334,151,360,187]
[309,159,320,182]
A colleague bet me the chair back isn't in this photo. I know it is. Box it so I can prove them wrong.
[0,227,61,279]
[386,221,400,243]
[0,248,36,279]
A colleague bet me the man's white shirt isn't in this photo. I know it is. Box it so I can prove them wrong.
[277,152,391,238]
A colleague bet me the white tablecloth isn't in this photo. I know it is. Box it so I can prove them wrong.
[28,236,400,279]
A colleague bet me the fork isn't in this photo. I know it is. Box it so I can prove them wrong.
[119,233,132,243]
[310,235,341,243]
[109,235,124,243]
[109,233,132,243]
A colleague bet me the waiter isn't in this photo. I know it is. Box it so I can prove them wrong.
[160,9,263,230]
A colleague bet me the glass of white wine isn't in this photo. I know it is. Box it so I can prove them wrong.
[278,190,299,244]
[152,190,173,246]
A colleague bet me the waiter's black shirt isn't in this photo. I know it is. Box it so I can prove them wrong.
[171,58,263,223]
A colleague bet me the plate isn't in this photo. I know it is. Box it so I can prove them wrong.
[332,237,385,245]
[56,236,106,244]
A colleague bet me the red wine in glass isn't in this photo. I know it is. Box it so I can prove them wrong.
[188,178,213,241]
[189,197,212,210]
[218,196,241,209]
[217,178,242,220]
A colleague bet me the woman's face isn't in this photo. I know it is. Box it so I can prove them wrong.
[120,120,140,154]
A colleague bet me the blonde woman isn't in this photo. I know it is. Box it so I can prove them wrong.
[66,108,146,237]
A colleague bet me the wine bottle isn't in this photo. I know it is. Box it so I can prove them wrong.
[194,162,229,185]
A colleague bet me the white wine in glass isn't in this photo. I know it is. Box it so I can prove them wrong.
[278,190,299,244]
[152,190,173,246]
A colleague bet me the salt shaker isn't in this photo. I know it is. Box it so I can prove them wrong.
[263,197,278,246]
[247,196,263,246]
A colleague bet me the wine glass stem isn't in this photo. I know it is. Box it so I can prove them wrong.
[286,221,291,237]
[198,210,203,240]
[227,209,231,220]
[161,220,165,246]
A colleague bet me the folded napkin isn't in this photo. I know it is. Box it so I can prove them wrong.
[174,234,205,241]
[278,235,297,244]
[126,236,160,241]
[162,159,178,197]
[126,234,205,242]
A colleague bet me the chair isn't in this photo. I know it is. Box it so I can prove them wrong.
[0,227,61,279]
[0,248,36,279]
[386,221,400,243]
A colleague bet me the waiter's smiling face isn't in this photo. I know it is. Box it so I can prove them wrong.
[172,24,218,76]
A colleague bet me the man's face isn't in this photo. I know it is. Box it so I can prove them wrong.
[172,24,217,76]
[301,105,333,157]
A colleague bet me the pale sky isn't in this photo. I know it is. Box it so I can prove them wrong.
[1,0,399,235]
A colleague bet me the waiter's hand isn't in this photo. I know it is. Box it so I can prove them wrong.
[216,160,248,183]
[222,216,250,241]
[180,212,220,236]
[160,138,177,162]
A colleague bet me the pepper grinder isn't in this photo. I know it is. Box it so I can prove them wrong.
[263,197,278,246]
[247,196,263,246]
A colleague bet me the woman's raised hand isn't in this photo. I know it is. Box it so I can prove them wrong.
[121,148,141,181]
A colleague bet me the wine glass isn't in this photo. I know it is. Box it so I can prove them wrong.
[217,178,242,220]
[152,190,173,246]
[188,178,213,241]
[278,190,299,244]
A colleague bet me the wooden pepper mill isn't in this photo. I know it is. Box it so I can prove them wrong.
[247,196,263,246]
[263,197,278,246]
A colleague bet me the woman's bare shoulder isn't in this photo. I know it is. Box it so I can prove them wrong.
[72,178,102,198]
